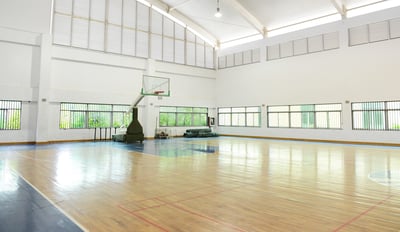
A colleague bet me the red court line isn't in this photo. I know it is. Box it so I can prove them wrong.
[120,183,247,206]
[166,185,246,204]
[125,184,246,213]
[119,184,250,231]
[118,185,219,206]
[333,195,393,232]
[129,202,167,212]
[118,205,169,232]
[156,198,249,232]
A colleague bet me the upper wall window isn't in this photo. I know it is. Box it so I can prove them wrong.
[0,100,22,130]
[268,103,341,129]
[349,18,400,46]
[52,0,214,69]
[352,101,400,130]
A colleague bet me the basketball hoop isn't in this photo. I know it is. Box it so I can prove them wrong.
[154,90,164,100]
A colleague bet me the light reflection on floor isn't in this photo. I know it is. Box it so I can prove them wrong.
[369,170,400,189]
[0,160,84,232]
[0,137,400,231]
[115,137,220,157]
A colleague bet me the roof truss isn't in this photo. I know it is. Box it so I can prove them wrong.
[226,0,266,36]
[330,0,347,18]
[144,0,218,46]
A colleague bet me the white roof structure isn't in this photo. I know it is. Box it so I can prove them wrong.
[145,0,400,48]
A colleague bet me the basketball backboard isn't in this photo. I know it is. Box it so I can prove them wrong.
[141,75,170,97]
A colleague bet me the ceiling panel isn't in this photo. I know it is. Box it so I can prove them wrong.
[167,0,258,41]
[237,0,337,30]
[156,0,398,47]
[346,0,384,9]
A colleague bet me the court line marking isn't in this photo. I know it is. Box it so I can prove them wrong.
[118,205,169,232]
[156,198,249,232]
[118,184,249,231]
[333,194,393,232]
[14,170,89,232]
[120,184,247,213]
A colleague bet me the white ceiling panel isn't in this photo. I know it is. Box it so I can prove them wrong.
[152,0,399,48]
[237,0,337,30]
[346,0,384,9]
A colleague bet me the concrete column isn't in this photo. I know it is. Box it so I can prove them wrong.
[34,34,52,143]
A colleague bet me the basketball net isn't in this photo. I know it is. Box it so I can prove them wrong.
[154,90,164,100]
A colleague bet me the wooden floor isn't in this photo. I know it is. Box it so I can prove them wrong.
[1,137,400,232]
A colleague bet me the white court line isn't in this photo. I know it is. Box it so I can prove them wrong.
[13,170,90,232]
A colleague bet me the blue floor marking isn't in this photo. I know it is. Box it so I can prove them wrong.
[0,170,84,232]
[115,138,219,157]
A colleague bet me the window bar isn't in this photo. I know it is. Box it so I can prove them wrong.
[133,0,137,56]
[70,0,75,46]
[87,0,92,49]
[120,0,124,54]
[104,0,110,52]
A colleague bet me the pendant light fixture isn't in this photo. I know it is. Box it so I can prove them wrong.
[215,0,222,18]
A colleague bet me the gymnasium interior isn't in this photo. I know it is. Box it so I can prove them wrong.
[1,0,400,231]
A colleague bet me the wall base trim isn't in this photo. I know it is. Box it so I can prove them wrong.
[219,134,400,147]
[2,135,398,147]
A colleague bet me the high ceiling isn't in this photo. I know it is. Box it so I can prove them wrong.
[145,0,397,47]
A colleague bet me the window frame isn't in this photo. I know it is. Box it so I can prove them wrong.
[59,102,132,129]
[0,100,22,130]
[217,106,261,127]
[267,103,342,129]
[352,100,400,131]
[159,106,208,127]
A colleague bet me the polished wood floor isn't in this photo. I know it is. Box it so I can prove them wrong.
[1,137,400,231]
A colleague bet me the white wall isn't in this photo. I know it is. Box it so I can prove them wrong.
[47,46,216,141]
[1,2,400,144]
[0,25,216,143]
[0,0,52,33]
[216,23,400,144]
[0,27,41,143]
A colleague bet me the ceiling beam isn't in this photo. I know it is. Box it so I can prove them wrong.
[330,0,346,18]
[226,0,266,37]
[170,10,219,45]
[143,0,218,46]
[168,0,192,12]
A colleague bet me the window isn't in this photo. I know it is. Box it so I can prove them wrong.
[352,101,400,130]
[60,103,131,129]
[52,0,214,69]
[268,103,341,129]
[88,104,112,128]
[0,100,21,130]
[159,106,208,127]
[218,107,261,127]
[112,105,133,128]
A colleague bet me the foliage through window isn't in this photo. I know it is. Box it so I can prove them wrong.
[218,107,261,127]
[352,101,400,130]
[268,103,341,129]
[60,103,132,129]
[159,106,208,127]
[0,100,21,130]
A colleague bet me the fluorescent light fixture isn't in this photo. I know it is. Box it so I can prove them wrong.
[136,0,151,7]
[268,14,342,37]
[220,34,263,49]
[347,0,400,18]
[136,0,215,47]
[187,26,215,47]
[151,5,186,27]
